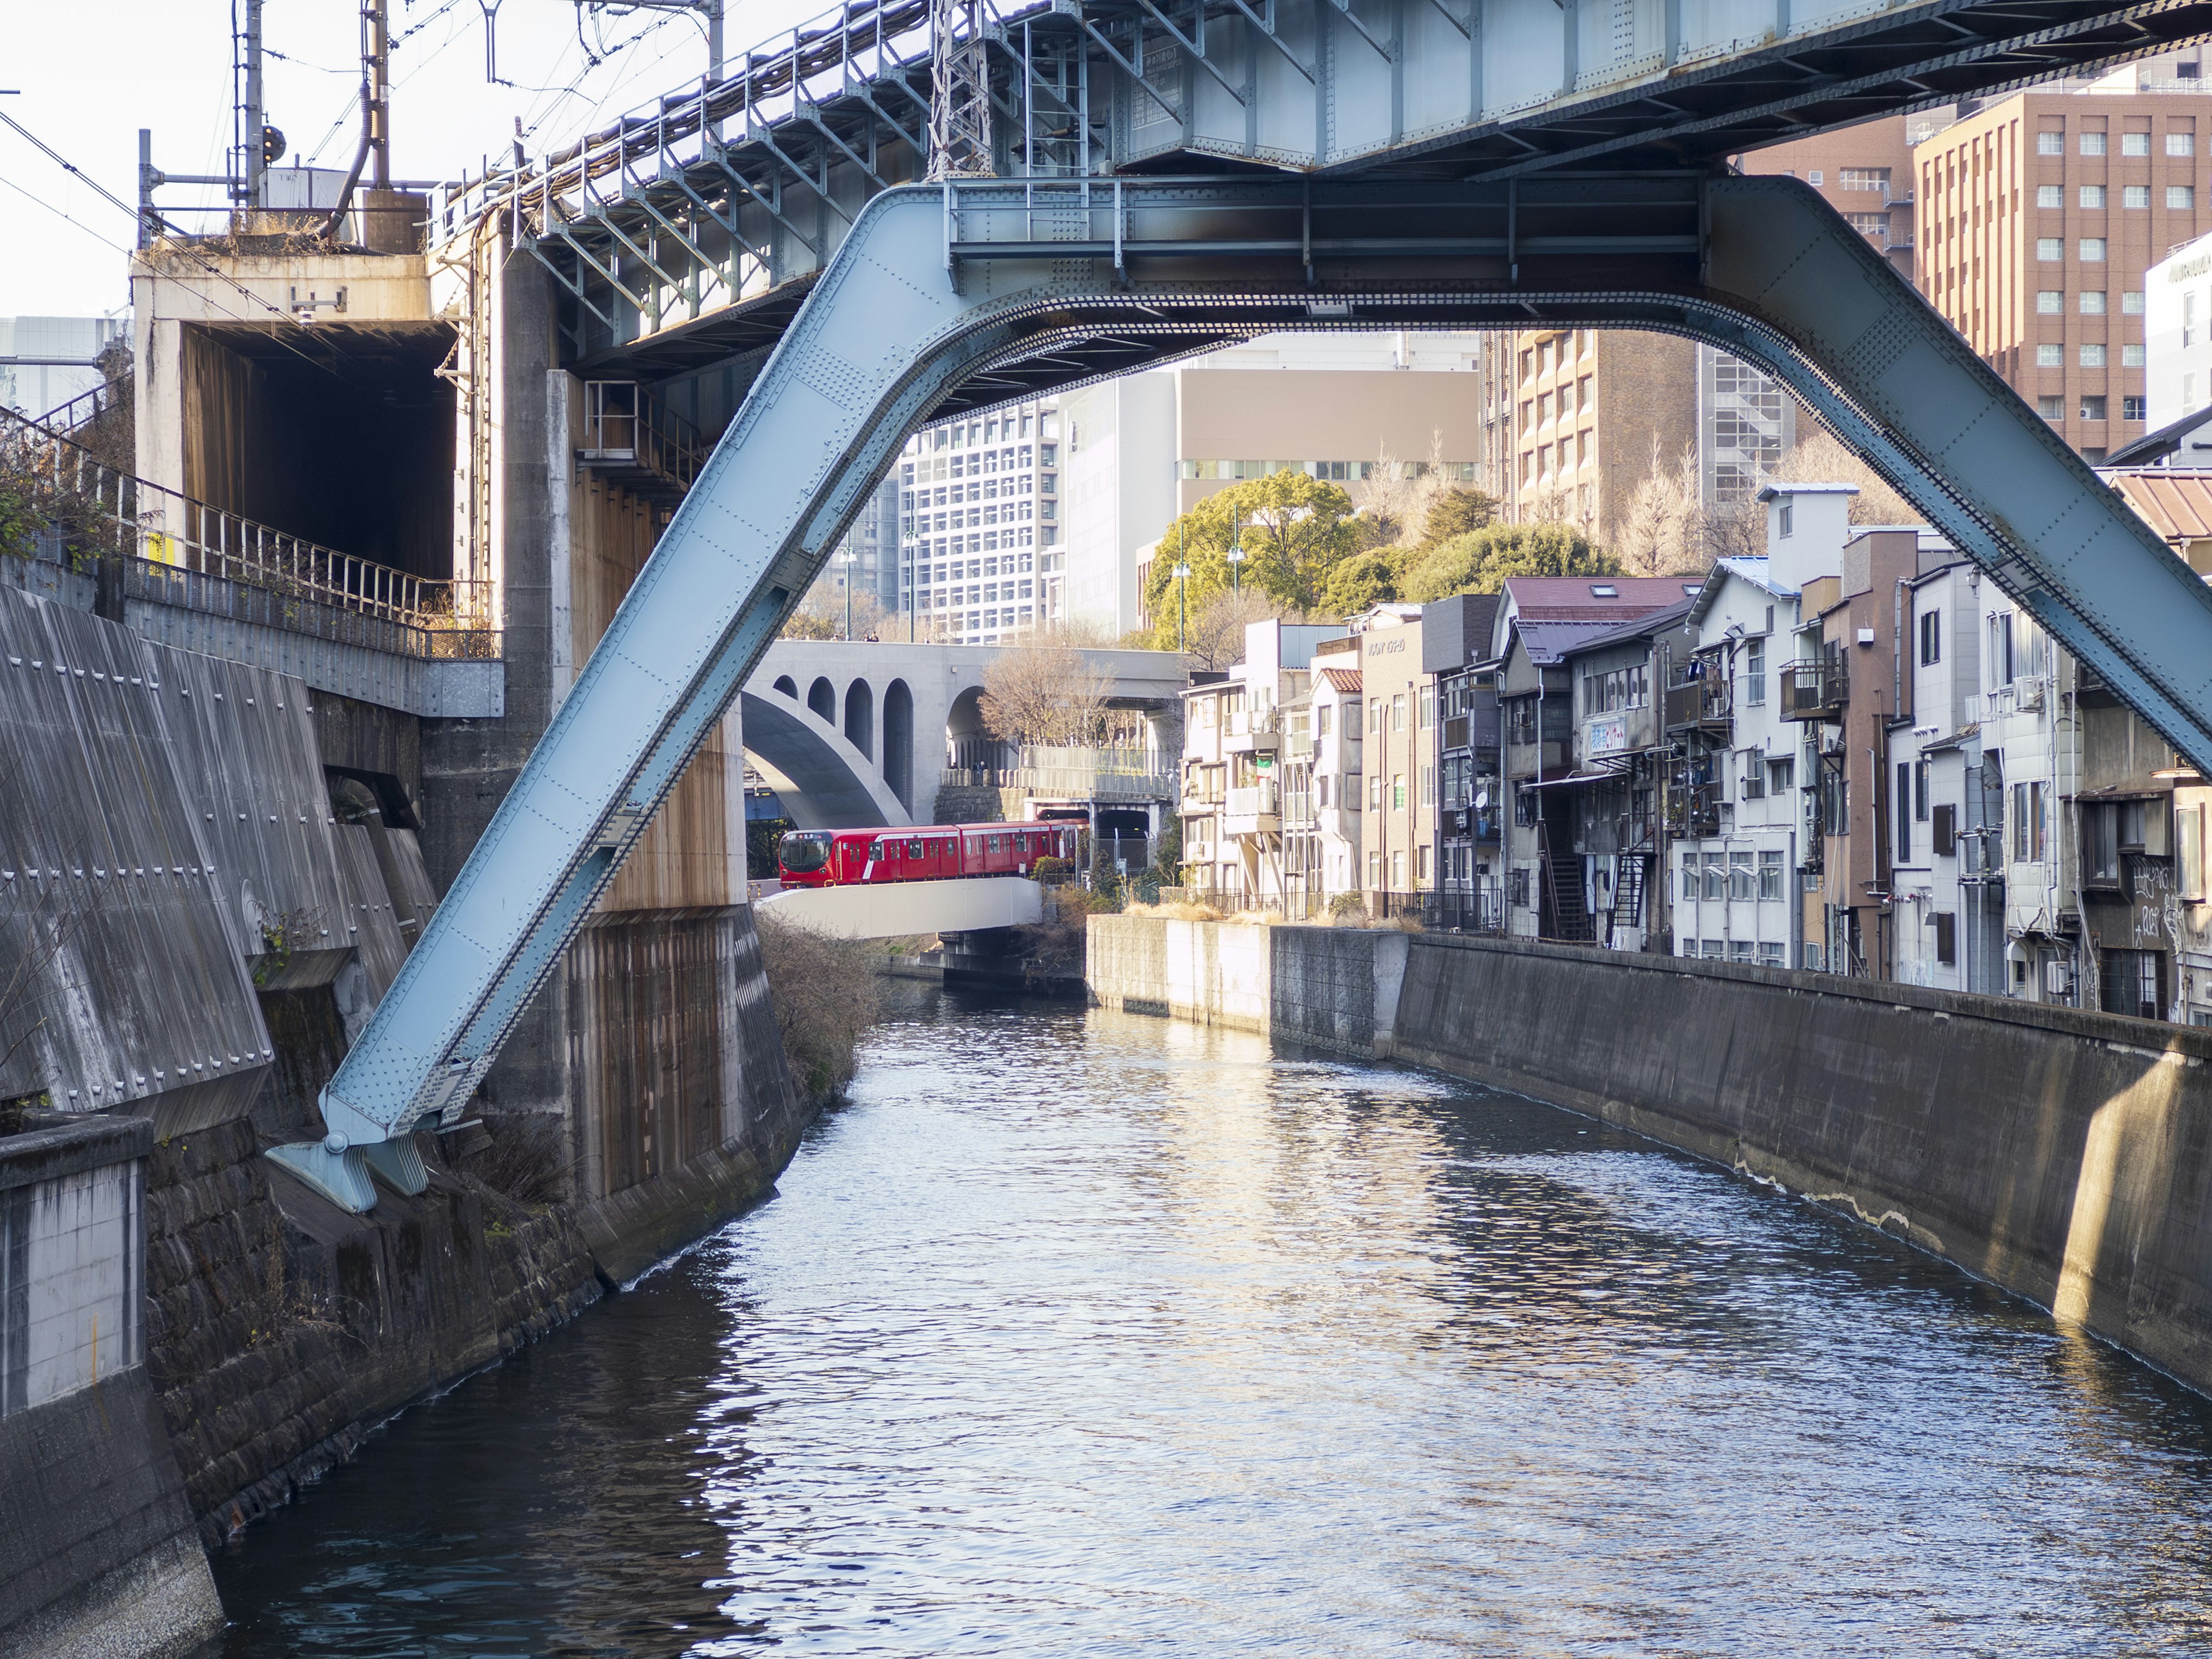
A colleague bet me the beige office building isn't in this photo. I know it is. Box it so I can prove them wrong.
[1066,334,1493,638]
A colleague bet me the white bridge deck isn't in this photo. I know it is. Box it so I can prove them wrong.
[758,876,1043,938]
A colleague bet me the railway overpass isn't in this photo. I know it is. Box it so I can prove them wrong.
[269,0,2212,1210]
[747,639,1187,826]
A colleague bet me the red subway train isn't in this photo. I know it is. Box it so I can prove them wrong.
[777,821,1081,888]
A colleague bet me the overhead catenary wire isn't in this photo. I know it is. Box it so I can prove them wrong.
[0,106,350,381]
[0,175,132,256]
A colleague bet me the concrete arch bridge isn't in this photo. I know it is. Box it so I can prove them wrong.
[277,0,2212,1209]
[743,639,1187,828]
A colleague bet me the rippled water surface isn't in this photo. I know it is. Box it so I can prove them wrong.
[209,990,2212,1656]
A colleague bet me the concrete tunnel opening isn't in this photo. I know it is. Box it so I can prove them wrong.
[179,321,457,578]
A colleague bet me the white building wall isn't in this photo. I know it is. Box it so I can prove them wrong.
[1062,373,1177,638]
[0,315,127,420]
[1892,564,1984,991]
[2146,233,2212,427]
[1676,563,1804,967]
[4,1161,142,1412]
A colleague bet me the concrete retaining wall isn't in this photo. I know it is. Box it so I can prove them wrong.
[0,1115,219,1657]
[1088,915,2212,1400]
[1085,914,1274,1031]
[0,577,819,1656]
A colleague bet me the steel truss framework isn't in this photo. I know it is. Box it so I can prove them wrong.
[429,0,2212,372]
[279,172,2212,1210]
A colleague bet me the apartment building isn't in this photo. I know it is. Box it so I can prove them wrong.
[1666,487,1859,969]
[1354,606,1435,900]
[895,399,1062,643]
[1427,594,1505,930]
[2146,229,2212,425]
[1916,84,2212,461]
[1498,329,1795,534]
[1495,577,1703,938]
[1887,557,2001,994]
[1503,328,1695,540]
[1303,638,1366,907]
[1733,114,1928,279]
[1550,601,1698,948]
[1177,620,1344,900]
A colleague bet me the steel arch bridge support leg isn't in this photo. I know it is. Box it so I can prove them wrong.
[286,175,2212,1210]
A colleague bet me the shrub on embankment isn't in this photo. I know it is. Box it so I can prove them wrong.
[756,911,882,1104]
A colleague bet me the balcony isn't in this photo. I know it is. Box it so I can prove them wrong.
[1224,710,1280,755]
[1664,677,1733,735]
[1778,660,1849,721]
[1224,781,1281,835]
[577,380,706,505]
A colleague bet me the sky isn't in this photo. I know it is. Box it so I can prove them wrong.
[0,0,824,318]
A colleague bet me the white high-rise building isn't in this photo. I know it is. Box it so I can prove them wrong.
[896,399,1062,644]
[0,316,128,421]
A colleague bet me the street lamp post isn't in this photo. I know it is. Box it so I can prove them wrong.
[1226,531,1245,593]
[1173,559,1191,652]
[843,548,855,639]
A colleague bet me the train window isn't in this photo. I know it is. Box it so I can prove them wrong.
[868,839,884,859]
[990,834,1002,851]
[908,839,923,857]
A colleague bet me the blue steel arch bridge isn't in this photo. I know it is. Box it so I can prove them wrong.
[272,0,2212,1208]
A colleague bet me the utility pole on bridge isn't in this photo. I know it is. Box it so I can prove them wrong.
[927,0,994,179]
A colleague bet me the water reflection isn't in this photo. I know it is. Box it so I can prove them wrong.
[210,991,2212,1656]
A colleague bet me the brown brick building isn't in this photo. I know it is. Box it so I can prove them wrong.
[1501,328,1698,547]
[1918,86,2212,461]
[1735,113,1929,281]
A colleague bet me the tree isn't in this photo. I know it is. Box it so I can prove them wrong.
[782,571,887,640]
[1183,587,1303,671]
[1766,424,1925,525]
[1317,548,1403,618]
[1398,521,1619,602]
[1416,486,1497,550]
[1613,437,1711,576]
[979,634,1110,749]
[1140,470,1359,646]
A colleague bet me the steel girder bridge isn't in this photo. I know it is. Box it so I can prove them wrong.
[275,1,2212,1209]
[430,0,2212,374]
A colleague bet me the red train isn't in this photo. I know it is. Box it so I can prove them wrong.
[777,820,1081,888]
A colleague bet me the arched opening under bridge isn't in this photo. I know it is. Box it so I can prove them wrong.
[308,172,2212,1214]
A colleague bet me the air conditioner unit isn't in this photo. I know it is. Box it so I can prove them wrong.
[2017,678,2047,711]
[2045,959,2074,995]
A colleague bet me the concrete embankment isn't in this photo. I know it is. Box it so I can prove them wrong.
[0,580,814,1658]
[1090,916,2212,1399]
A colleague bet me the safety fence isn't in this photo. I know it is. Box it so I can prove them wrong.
[0,408,498,660]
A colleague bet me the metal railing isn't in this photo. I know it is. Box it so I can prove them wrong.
[1778,660,1849,720]
[32,374,130,438]
[1008,745,1176,801]
[1664,676,1733,730]
[579,381,707,496]
[0,408,497,658]
[1225,781,1281,820]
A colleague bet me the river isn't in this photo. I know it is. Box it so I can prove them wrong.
[205,988,2212,1656]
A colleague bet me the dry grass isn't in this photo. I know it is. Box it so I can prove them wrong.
[474,1113,575,1208]
[1120,899,1227,923]
[756,911,883,1105]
